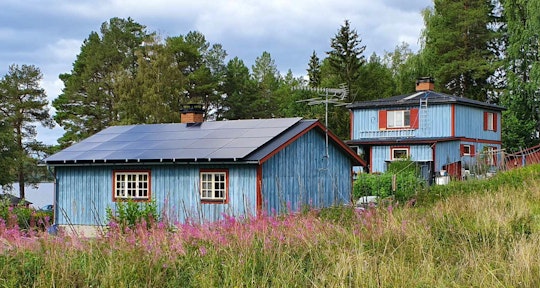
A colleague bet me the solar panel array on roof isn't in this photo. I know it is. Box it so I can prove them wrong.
[44,118,303,164]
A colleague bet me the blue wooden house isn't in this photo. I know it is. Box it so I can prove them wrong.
[43,108,364,234]
[347,78,505,181]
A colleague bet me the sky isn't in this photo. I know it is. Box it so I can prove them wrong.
[0,0,432,145]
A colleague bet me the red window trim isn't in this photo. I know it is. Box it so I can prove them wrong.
[390,146,410,160]
[112,170,152,202]
[484,111,497,132]
[379,109,419,130]
[200,169,229,204]
[460,144,476,156]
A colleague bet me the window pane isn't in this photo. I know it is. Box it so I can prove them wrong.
[114,172,150,200]
[200,171,227,201]
[388,111,395,127]
[404,111,410,126]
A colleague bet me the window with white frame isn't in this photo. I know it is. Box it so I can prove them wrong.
[391,148,409,160]
[114,171,150,201]
[200,170,228,202]
[387,110,411,128]
[463,145,471,155]
[486,112,495,131]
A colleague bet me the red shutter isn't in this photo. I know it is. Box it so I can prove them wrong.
[410,108,419,129]
[460,144,465,156]
[379,110,387,130]
[483,112,488,131]
[493,113,498,132]
[471,145,476,156]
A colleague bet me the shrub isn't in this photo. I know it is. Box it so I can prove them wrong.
[353,170,425,202]
[106,200,159,230]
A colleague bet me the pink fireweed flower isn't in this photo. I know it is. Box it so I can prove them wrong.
[199,246,207,256]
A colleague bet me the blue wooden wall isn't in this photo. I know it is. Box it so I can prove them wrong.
[54,164,258,226]
[454,106,500,140]
[370,145,433,173]
[351,104,501,140]
[261,129,353,214]
[351,104,452,139]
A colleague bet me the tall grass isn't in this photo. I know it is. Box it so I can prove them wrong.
[1,165,540,287]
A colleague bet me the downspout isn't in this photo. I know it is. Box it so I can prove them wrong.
[47,166,58,232]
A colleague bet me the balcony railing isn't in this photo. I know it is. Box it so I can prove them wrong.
[356,129,415,139]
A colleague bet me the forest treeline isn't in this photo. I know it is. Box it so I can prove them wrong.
[1,0,539,198]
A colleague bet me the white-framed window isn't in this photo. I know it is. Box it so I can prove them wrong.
[486,112,494,131]
[114,171,150,201]
[387,110,411,128]
[391,148,409,160]
[463,145,471,156]
[200,170,228,203]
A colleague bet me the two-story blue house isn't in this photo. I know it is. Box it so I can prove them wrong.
[347,78,505,181]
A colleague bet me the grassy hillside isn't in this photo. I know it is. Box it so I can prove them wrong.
[1,165,540,287]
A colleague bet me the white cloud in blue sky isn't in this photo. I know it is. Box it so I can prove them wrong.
[0,0,432,145]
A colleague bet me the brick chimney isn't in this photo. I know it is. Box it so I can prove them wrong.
[416,77,435,91]
[181,104,204,123]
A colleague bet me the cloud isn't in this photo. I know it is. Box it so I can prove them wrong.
[0,0,433,145]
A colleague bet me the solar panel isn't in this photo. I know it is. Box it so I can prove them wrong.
[43,117,303,164]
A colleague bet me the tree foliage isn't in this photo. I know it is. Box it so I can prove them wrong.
[0,64,53,198]
[501,0,540,152]
[326,19,366,103]
[53,17,151,147]
[422,0,497,101]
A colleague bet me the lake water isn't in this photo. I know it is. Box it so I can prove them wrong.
[1,182,54,209]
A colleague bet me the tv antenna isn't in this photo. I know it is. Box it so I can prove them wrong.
[293,84,349,158]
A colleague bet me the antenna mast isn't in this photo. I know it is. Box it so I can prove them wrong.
[293,84,349,158]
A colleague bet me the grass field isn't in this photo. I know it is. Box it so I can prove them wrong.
[1,165,540,287]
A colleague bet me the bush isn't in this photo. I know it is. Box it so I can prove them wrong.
[0,199,52,231]
[354,160,425,202]
[106,200,160,230]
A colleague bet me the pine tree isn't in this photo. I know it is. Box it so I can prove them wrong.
[307,51,321,87]
[422,0,497,101]
[0,64,53,199]
[53,17,150,147]
[326,20,366,103]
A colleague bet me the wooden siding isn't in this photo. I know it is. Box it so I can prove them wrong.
[352,104,452,139]
[55,164,257,225]
[455,106,500,140]
[434,141,460,171]
[434,141,502,172]
[370,145,433,173]
[261,129,352,214]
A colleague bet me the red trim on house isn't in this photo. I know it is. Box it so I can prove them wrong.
[369,146,373,173]
[459,137,501,145]
[499,113,502,141]
[112,170,152,202]
[410,108,419,129]
[451,104,455,137]
[483,112,488,131]
[460,144,476,156]
[493,113,498,132]
[349,110,354,140]
[390,146,410,160]
[378,110,387,130]
[256,166,262,216]
[259,121,366,167]
[200,169,229,204]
